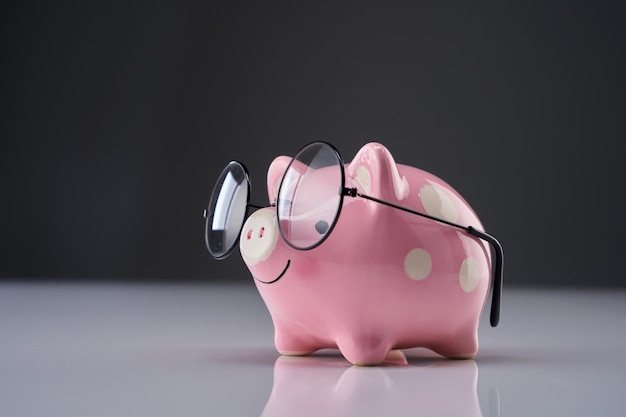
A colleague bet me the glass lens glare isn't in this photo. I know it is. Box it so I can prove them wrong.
[205,162,249,258]
[277,142,343,250]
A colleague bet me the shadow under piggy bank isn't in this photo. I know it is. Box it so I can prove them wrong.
[260,351,483,417]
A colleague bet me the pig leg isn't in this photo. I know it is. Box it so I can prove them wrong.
[429,327,479,359]
[273,320,320,356]
[336,335,392,366]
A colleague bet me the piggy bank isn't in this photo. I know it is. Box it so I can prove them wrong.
[206,141,502,365]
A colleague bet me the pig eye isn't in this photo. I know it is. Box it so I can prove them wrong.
[315,220,329,234]
[277,142,344,250]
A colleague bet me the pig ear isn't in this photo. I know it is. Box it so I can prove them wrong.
[267,156,291,203]
[346,142,410,202]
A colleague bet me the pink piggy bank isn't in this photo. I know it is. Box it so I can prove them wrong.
[205,142,503,365]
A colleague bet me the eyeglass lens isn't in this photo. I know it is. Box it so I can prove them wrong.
[205,161,250,258]
[276,142,344,250]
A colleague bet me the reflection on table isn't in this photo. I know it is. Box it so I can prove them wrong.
[261,350,485,417]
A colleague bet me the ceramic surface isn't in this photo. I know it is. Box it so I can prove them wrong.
[241,143,492,364]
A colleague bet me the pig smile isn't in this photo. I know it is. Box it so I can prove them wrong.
[254,260,291,284]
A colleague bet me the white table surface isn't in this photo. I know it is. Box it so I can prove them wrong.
[1,282,625,417]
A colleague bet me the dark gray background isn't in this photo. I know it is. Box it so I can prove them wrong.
[1,1,624,286]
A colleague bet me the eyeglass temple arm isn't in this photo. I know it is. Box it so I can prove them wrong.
[346,188,503,327]
[466,226,503,327]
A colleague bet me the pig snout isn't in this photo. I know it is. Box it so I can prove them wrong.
[240,208,279,266]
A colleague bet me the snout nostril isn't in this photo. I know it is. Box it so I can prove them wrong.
[240,210,280,266]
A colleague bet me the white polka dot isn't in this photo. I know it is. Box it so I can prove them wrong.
[404,248,432,280]
[354,165,371,194]
[419,184,458,223]
[459,257,481,292]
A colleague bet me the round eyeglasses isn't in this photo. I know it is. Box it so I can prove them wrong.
[204,141,503,327]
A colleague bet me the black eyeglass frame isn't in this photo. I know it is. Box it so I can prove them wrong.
[204,141,503,327]
[203,161,261,260]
